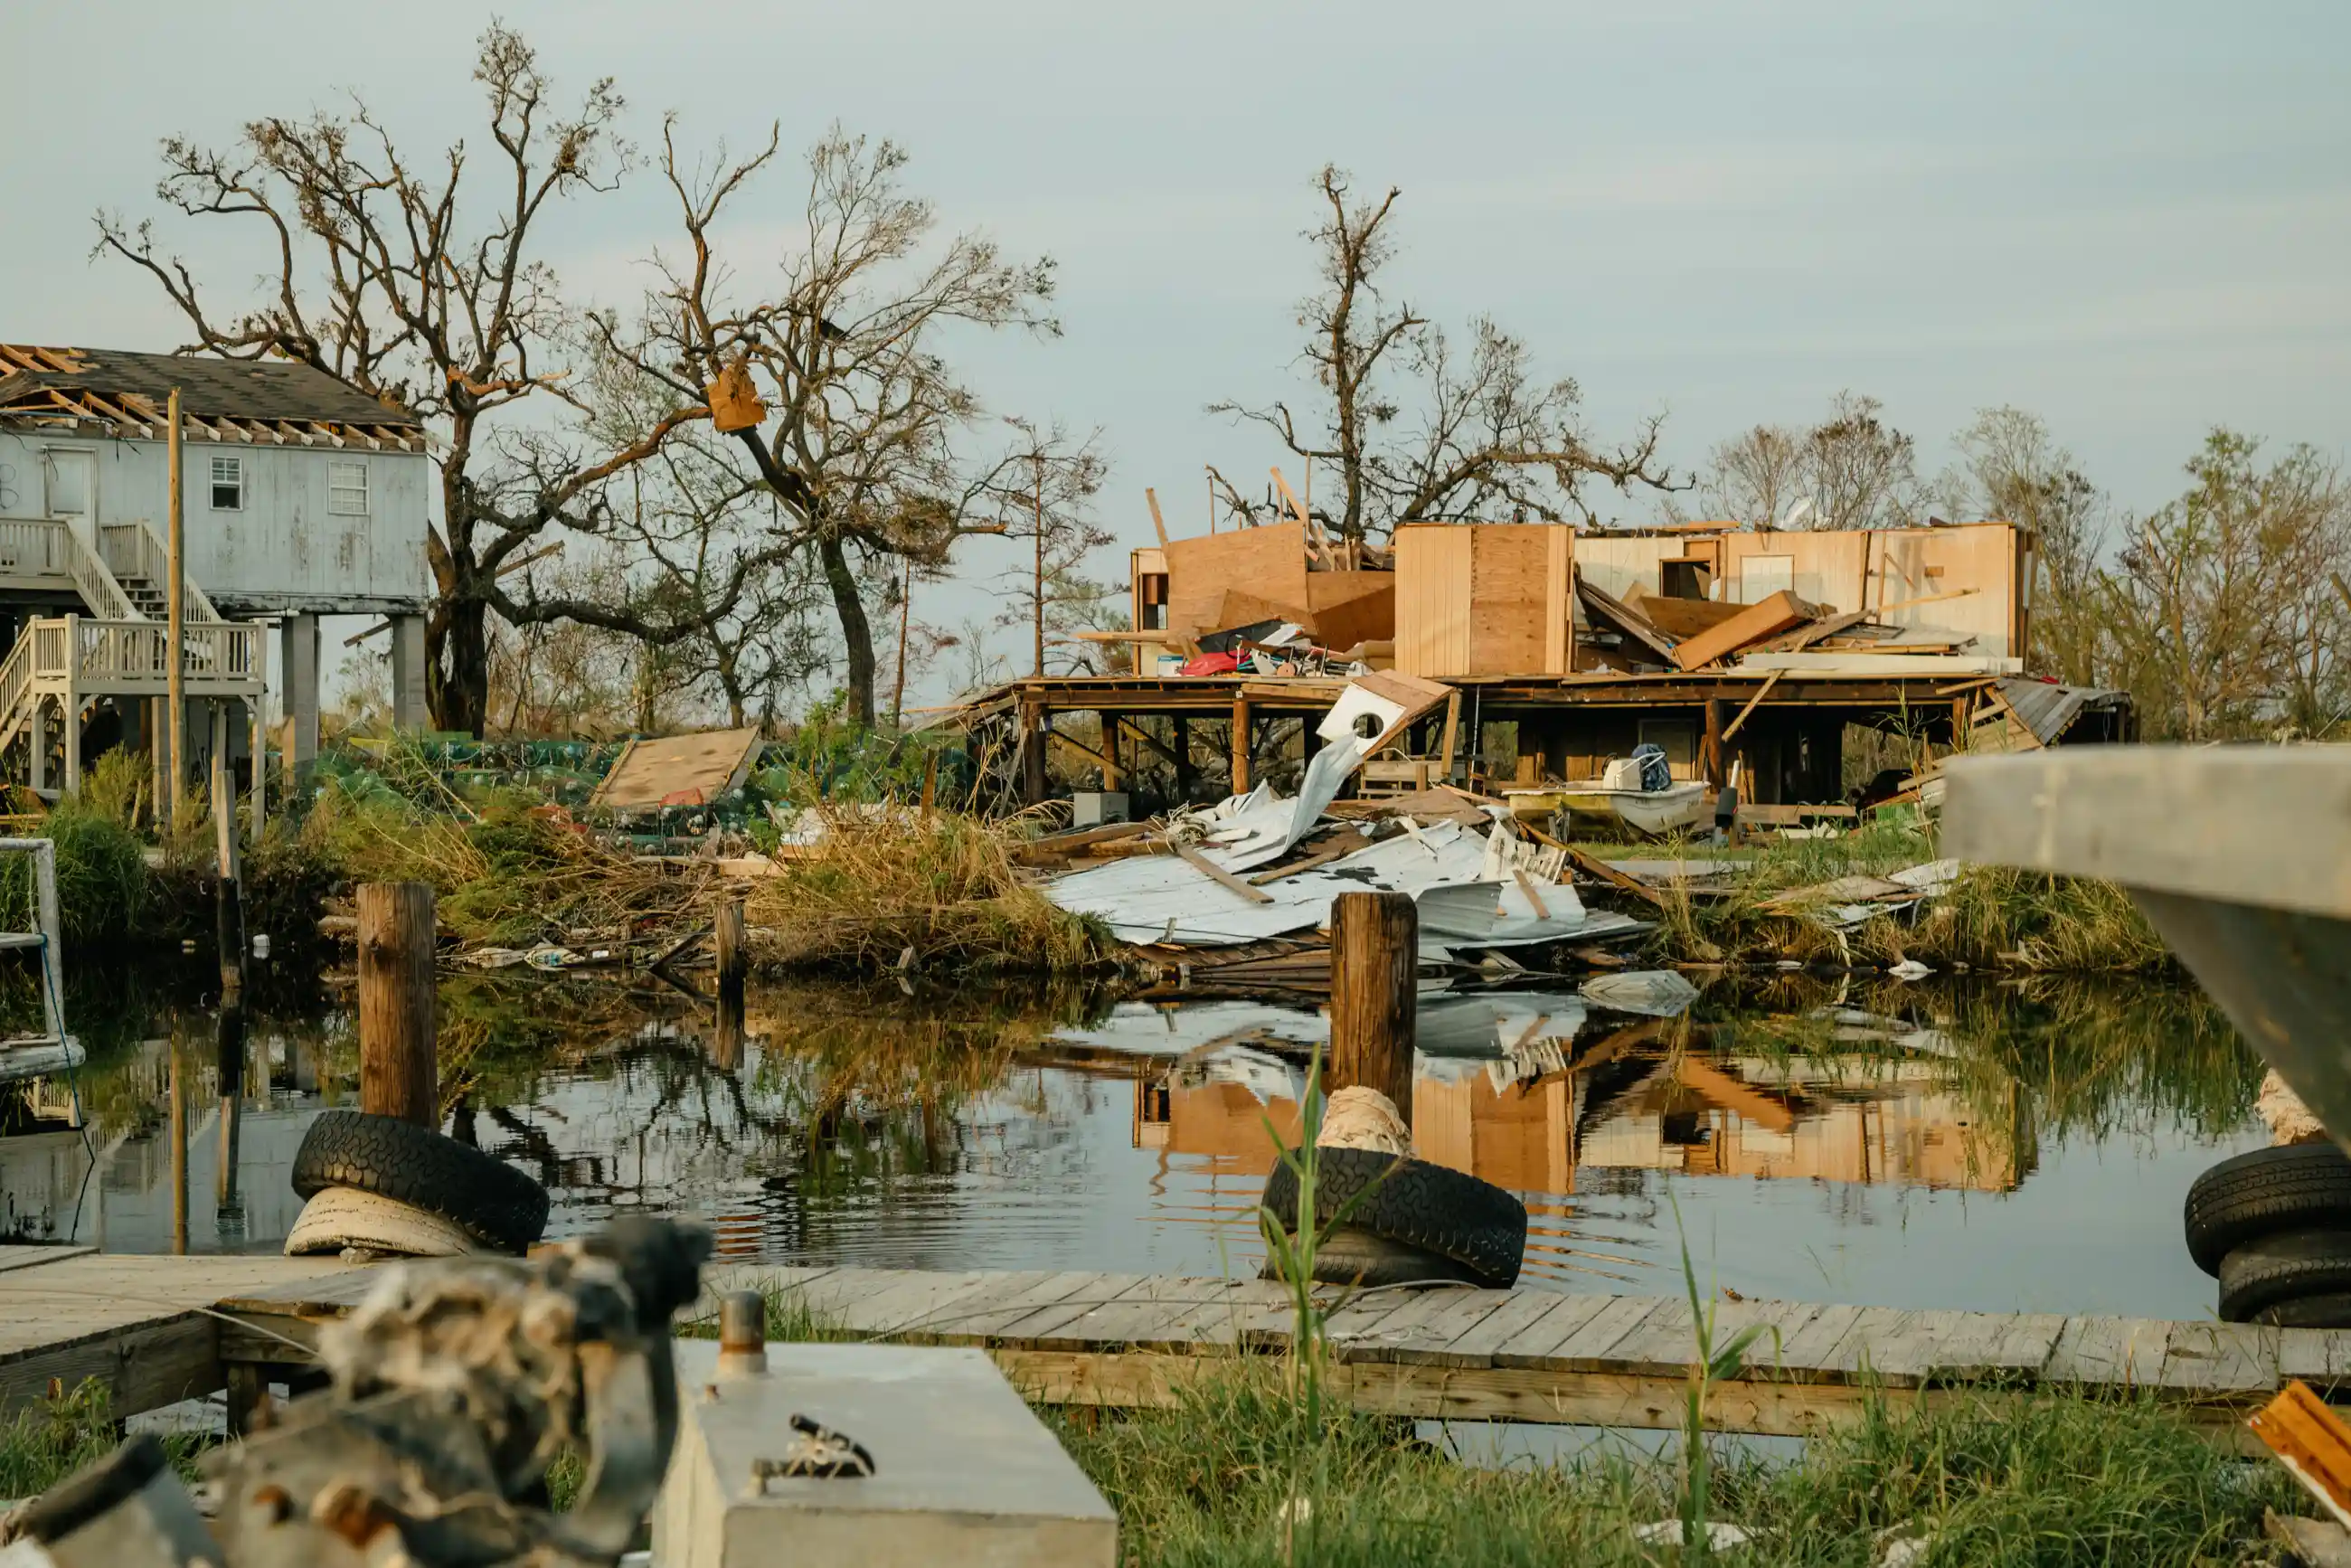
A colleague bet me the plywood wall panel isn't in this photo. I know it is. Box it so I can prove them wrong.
[1869,524,2018,656]
[1467,526,1553,675]
[1393,524,1473,675]
[1723,532,1868,614]
[1164,523,1310,637]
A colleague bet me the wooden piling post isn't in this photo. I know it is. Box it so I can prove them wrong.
[1230,695,1251,794]
[714,897,747,1070]
[166,387,186,827]
[169,1033,188,1255]
[357,882,438,1127]
[1327,891,1417,1129]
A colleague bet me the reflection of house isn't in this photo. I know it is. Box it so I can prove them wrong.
[1576,1057,2033,1192]
[1135,1046,2031,1196]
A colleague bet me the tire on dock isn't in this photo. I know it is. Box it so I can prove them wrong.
[1260,1148,1526,1288]
[2185,1143,2351,1276]
[293,1110,550,1254]
[2217,1229,2351,1323]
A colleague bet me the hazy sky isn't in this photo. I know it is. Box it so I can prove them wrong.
[5,1,2346,704]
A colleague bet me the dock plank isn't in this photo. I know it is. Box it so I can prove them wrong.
[1440,1289,1581,1366]
[2159,1321,2275,1395]
[1491,1294,1618,1370]
[2044,1315,2171,1388]
[1340,1288,1508,1367]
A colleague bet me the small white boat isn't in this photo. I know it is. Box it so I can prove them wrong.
[1506,780,1714,838]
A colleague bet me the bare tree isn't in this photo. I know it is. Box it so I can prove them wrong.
[97,26,724,735]
[977,420,1110,678]
[1954,407,2108,684]
[608,124,1062,727]
[1214,165,1677,543]
[1702,392,1928,531]
[1702,425,1808,528]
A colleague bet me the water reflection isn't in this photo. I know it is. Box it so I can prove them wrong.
[0,970,2269,1319]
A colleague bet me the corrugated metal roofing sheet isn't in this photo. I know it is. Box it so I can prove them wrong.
[1993,677,2129,746]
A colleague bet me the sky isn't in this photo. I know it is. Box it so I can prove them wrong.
[4,1,2346,712]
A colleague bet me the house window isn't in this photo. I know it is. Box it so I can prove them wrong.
[328,459,368,515]
[209,455,244,511]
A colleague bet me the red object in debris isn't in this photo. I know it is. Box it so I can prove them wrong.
[1179,651,1241,676]
[659,787,708,808]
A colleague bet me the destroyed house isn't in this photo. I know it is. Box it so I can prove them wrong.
[964,508,2130,822]
[0,344,432,797]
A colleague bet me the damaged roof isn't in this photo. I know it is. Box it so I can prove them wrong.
[1991,677,2131,747]
[0,344,426,450]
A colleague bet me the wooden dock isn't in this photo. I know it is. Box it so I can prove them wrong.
[0,1246,367,1418]
[8,1252,2341,1446]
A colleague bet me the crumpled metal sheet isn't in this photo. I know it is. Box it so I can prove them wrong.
[1580,968,1701,1017]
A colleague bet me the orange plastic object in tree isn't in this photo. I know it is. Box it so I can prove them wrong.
[2251,1380,2351,1529]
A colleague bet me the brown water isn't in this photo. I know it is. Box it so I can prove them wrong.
[0,970,2266,1321]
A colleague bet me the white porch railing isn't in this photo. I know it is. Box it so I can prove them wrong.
[21,617,264,688]
[59,531,137,622]
[99,521,223,623]
[0,520,72,579]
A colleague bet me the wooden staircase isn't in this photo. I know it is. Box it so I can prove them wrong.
[0,520,264,792]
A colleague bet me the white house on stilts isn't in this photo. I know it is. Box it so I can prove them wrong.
[0,344,431,808]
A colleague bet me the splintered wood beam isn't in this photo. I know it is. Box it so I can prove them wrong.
[1720,669,1784,742]
[1145,487,1170,548]
[1176,842,1274,904]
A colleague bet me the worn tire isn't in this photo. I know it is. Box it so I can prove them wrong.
[1258,1225,1485,1289]
[292,1110,549,1253]
[2251,1294,2351,1330]
[284,1186,479,1259]
[2217,1230,2351,1322]
[2185,1143,2351,1277]
[1261,1148,1527,1287]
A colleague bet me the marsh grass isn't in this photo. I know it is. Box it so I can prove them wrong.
[1052,1360,2296,1567]
[745,807,1116,975]
[1627,823,2170,975]
[0,1379,207,1502]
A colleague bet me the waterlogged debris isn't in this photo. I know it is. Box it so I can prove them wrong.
[1581,968,1700,1017]
[1889,959,1934,981]
[1633,1519,1755,1552]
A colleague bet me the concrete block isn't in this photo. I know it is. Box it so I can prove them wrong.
[653,1340,1116,1568]
[1071,791,1129,828]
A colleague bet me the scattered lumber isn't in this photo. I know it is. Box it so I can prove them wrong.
[1574,575,1678,666]
[1669,590,1821,671]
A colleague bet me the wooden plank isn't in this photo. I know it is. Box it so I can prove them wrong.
[828,1270,1013,1339]
[1157,1280,1304,1351]
[1671,590,1819,671]
[1529,1293,1672,1373]
[1021,1276,1240,1351]
[1436,1288,1582,1366]
[771,1266,908,1323]
[986,1274,1157,1346]
[931,1271,1131,1343]
[1339,1287,1510,1367]
[1175,843,1275,904]
[1490,1293,1619,1369]
[2158,1320,2276,1395]
[1719,668,1783,741]
[1765,1302,1871,1384]
[0,1245,96,1274]
[0,1311,220,1418]
[2044,1316,2176,1389]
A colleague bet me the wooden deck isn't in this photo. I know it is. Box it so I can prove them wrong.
[0,1246,367,1417]
[10,1252,2341,1447]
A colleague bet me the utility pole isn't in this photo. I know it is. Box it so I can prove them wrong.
[166,387,186,827]
[1043,451,1053,676]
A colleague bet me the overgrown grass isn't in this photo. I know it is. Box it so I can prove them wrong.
[1629,823,2170,975]
[745,808,1117,976]
[0,1379,208,1502]
[1053,1361,2296,1567]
